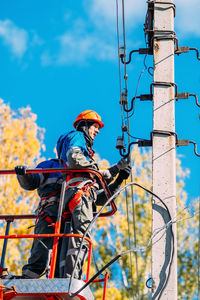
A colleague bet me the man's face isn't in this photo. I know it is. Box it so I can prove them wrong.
[88,123,100,140]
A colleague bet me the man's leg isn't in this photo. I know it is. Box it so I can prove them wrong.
[65,195,93,279]
[59,221,70,278]
[22,217,54,278]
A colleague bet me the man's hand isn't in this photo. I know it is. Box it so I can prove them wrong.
[117,157,130,170]
[15,165,27,175]
[99,169,112,180]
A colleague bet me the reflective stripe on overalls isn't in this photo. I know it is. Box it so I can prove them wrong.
[65,146,96,213]
[35,189,60,225]
[65,177,94,213]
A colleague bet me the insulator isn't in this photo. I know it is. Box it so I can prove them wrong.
[119,46,125,58]
[116,136,125,150]
[120,92,128,105]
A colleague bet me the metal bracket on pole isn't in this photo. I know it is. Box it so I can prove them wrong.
[144,1,154,54]
[146,29,179,51]
[119,138,152,158]
[175,93,200,108]
[120,48,152,64]
[118,130,200,158]
[136,85,200,109]
[150,81,177,96]
[144,1,177,55]
[177,139,200,157]
[151,130,178,143]
[146,1,176,17]
[175,46,200,61]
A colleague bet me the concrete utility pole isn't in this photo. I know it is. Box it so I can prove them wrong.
[151,0,177,299]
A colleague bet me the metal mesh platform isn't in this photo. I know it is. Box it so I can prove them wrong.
[1,278,94,300]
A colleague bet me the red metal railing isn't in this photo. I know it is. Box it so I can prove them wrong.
[0,168,114,298]
[0,215,109,299]
[0,168,117,217]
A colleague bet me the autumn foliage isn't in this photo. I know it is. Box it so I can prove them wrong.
[0,99,198,299]
[0,99,45,273]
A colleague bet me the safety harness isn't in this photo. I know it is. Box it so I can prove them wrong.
[65,178,94,213]
[35,189,62,226]
[36,178,95,226]
[36,147,96,226]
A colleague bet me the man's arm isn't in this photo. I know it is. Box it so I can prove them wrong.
[67,147,98,169]
[95,166,131,206]
[15,165,44,191]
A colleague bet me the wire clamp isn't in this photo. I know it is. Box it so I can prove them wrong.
[119,46,125,58]
[120,92,128,105]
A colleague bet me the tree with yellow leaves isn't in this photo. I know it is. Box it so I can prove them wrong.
[0,99,198,299]
[0,99,45,274]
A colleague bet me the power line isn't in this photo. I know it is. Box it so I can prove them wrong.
[70,181,200,297]
[116,0,124,129]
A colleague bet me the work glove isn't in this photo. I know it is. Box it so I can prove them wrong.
[108,157,130,178]
[15,165,27,175]
[117,157,130,170]
[108,165,132,195]
[117,165,132,181]
[99,169,112,180]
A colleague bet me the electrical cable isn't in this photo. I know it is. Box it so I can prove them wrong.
[126,116,140,299]
[121,0,140,296]
[116,0,125,130]
[121,49,140,64]
[125,131,150,141]
[119,140,149,158]
[69,182,174,297]
[123,28,153,123]
[127,35,149,119]
[148,66,154,76]
[123,96,140,113]
[121,2,141,297]
[125,186,134,293]
[146,277,152,289]
[122,0,128,94]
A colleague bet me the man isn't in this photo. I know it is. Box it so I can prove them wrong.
[6,110,131,279]
[56,110,130,279]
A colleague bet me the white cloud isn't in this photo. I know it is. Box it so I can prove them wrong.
[41,25,116,66]
[41,11,118,67]
[41,0,146,66]
[85,0,146,32]
[175,0,200,37]
[0,20,28,58]
[59,33,115,64]
[85,0,200,38]
[30,31,44,47]
[41,0,148,66]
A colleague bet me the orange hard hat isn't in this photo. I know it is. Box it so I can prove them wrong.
[73,110,104,129]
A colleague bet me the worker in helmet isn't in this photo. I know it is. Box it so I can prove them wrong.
[4,110,130,280]
[56,110,131,279]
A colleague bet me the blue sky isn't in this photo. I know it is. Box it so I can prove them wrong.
[0,0,199,199]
